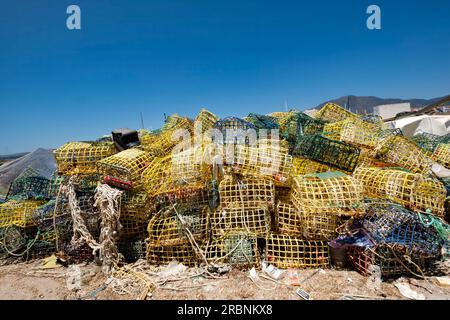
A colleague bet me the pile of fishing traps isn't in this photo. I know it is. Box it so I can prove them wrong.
[1,104,449,282]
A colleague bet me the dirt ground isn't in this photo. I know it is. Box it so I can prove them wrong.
[0,259,449,300]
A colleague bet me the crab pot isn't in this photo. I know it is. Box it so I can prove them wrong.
[266,234,330,269]
[31,198,70,232]
[323,118,382,149]
[161,114,193,133]
[219,175,275,209]
[278,111,325,149]
[292,157,333,176]
[205,231,259,269]
[276,202,302,237]
[146,241,199,267]
[413,133,450,153]
[291,173,363,216]
[47,174,64,199]
[233,145,293,186]
[194,108,219,135]
[147,205,209,246]
[53,141,117,175]
[0,200,46,229]
[293,134,361,172]
[432,143,450,168]
[210,204,271,237]
[118,237,147,262]
[0,225,27,256]
[313,103,359,123]
[346,245,435,278]
[152,184,212,212]
[361,203,443,257]
[353,167,446,217]
[275,186,291,203]
[8,176,50,201]
[376,136,433,174]
[301,208,343,241]
[98,148,154,190]
[213,117,257,145]
[58,242,94,262]
[139,129,177,156]
[120,191,153,237]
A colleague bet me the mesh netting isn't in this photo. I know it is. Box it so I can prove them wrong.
[313,103,359,123]
[0,200,46,228]
[7,176,50,201]
[161,114,193,133]
[291,173,363,216]
[376,136,433,174]
[244,113,279,131]
[98,148,155,189]
[293,134,360,172]
[323,118,382,149]
[213,117,257,145]
[194,108,219,135]
[120,191,153,237]
[266,234,330,269]
[146,241,199,267]
[432,143,450,168]
[205,231,259,268]
[412,133,450,153]
[276,202,302,237]
[54,141,117,175]
[292,157,334,175]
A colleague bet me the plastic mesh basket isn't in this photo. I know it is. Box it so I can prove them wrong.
[276,202,302,236]
[323,118,382,149]
[213,117,257,145]
[54,141,117,175]
[120,191,153,237]
[432,143,450,168]
[194,108,219,135]
[292,157,334,175]
[266,234,330,269]
[98,148,155,189]
[0,200,46,228]
[8,176,50,201]
[293,134,360,172]
[313,103,359,123]
[146,241,199,267]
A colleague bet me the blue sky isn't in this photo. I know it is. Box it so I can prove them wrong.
[0,0,449,153]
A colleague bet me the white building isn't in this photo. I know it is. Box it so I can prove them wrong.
[373,102,411,120]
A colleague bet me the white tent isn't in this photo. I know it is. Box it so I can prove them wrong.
[386,115,450,138]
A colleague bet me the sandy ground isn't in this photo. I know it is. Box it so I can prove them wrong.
[0,259,449,300]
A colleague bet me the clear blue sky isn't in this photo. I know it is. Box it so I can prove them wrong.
[1,0,449,154]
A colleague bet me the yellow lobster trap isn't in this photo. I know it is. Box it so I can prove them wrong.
[292,157,336,175]
[97,148,155,190]
[120,191,154,237]
[210,203,271,237]
[146,242,199,267]
[233,144,293,185]
[54,141,117,175]
[219,175,275,209]
[432,143,450,168]
[313,103,359,123]
[266,234,330,269]
[323,118,382,149]
[0,200,46,228]
[353,167,446,217]
[376,135,434,174]
[291,172,364,216]
[205,231,259,268]
[276,202,302,237]
[147,205,210,246]
[194,108,219,135]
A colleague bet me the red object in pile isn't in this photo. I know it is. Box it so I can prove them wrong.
[103,176,133,190]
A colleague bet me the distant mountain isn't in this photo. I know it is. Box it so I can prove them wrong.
[315,95,447,115]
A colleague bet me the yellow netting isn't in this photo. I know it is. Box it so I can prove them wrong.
[275,186,291,203]
[276,202,302,236]
[146,241,199,267]
[323,118,382,149]
[300,207,342,240]
[194,108,219,135]
[120,191,154,237]
[0,200,46,228]
[219,175,275,208]
[266,234,330,269]
[54,141,117,175]
[205,231,259,268]
[210,203,271,237]
[147,205,209,246]
[353,167,445,217]
[376,136,433,174]
[233,144,293,185]
[162,114,194,133]
[97,148,155,188]
[291,173,363,216]
[313,103,359,123]
[292,157,333,175]
[432,143,450,168]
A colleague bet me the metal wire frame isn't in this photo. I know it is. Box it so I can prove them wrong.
[147,204,210,246]
[120,191,154,237]
[233,144,293,185]
[353,167,446,217]
[293,134,361,172]
[376,135,434,174]
[205,231,260,268]
[266,234,330,269]
[323,118,382,149]
[98,148,155,189]
[432,143,450,168]
[290,173,364,216]
[313,103,359,123]
[54,141,117,175]
[346,244,436,278]
[218,175,275,209]
[210,203,271,238]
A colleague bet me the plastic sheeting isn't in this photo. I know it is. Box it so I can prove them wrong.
[387,115,450,138]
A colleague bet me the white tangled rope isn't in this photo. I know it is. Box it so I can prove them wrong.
[62,178,123,274]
